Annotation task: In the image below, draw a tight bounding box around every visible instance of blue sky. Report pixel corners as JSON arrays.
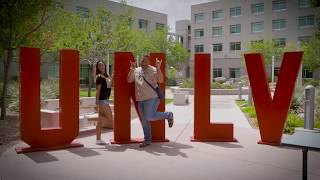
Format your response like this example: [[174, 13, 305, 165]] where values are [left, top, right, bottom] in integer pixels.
[[111, 0, 214, 32]]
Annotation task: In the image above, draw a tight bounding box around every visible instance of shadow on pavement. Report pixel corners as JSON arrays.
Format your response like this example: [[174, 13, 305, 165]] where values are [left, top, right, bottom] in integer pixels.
[[24, 151, 59, 163], [202, 142, 244, 148], [103, 142, 193, 157], [67, 147, 101, 157]]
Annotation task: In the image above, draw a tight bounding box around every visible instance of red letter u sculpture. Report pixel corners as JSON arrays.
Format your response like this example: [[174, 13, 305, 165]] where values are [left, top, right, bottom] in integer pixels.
[[16, 47, 83, 153], [111, 52, 168, 144], [191, 54, 236, 142], [244, 52, 303, 145]]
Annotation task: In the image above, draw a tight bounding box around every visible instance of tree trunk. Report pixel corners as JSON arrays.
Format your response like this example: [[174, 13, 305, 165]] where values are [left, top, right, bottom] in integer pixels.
[[1, 49, 13, 120]]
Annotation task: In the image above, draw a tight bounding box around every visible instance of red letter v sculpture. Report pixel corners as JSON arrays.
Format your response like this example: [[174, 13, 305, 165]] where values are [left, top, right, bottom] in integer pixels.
[[244, 52, 303, 145]]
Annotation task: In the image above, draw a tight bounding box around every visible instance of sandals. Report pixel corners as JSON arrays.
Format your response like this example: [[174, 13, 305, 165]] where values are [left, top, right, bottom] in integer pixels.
[[168, 112, 174, 128]]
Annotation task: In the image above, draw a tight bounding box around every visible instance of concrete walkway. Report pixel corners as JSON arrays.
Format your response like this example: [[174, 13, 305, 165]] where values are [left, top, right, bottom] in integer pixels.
[[1, 95, 320, 180]]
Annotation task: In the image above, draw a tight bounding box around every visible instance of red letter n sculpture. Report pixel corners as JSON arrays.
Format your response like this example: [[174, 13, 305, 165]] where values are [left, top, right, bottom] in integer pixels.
[[244, 52, 303, 145], [191, 54, 236, 142], [16, 47, 83, 154], [111, 52, 168, 144]]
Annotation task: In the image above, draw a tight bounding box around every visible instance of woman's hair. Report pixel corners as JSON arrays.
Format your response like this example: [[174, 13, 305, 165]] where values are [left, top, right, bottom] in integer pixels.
[[95, 60, 109, 77]]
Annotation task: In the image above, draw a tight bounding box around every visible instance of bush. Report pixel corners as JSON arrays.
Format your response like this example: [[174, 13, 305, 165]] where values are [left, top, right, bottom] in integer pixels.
[[211, 81, 237, 89], [213, 77, 226, 83], [303, 78, 319, 87], [283, 114, 304, 134], [179, 78, 193, 88]]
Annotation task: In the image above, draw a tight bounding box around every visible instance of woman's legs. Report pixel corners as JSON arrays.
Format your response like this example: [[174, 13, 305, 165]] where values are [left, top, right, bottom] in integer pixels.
[[96, 103, 113, 140]]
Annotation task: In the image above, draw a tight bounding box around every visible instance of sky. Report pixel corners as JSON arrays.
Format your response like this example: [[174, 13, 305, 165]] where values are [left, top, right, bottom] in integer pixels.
[[111, 0, 214, 32]]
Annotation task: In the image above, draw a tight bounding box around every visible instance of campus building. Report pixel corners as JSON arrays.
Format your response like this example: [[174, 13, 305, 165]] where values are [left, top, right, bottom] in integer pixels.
[[186, 0, 319, 81], [1, 0, 167, 85]]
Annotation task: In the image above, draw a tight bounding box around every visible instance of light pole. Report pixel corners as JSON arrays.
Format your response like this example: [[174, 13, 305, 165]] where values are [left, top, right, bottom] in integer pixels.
[[272, 55, 275, 83]]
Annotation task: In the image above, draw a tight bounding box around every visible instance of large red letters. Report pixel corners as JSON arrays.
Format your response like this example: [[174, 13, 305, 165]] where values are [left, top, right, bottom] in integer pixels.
[[16, 47, 83, 153], [111, 52, 168, 144], [244, 52, 303, 145], [191, 54, 236, 142]]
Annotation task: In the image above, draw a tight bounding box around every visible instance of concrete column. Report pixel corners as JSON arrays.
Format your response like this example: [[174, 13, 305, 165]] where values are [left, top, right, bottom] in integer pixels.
[[248, 84, 253, 106], [304, 85, 315, 130], [238, 82, 243, 100]]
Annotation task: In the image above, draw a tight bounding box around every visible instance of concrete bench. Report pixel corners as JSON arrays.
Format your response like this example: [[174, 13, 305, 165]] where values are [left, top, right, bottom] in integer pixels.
[[41, 109, 59, 128], [173, 92, 189, 105]]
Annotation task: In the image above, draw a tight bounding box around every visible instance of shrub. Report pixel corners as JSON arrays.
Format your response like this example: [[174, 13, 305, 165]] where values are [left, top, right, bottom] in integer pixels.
[[283, 114, 304, 134], [179, 78, 193, 88], [213, 77, 226, 83]]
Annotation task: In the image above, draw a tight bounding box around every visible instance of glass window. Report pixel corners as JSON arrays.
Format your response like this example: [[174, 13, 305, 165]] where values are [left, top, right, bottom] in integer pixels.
[[212, 26, 223, 36], [213, 68, 222, 78], [48, 63, 59, 79], [230, 24, 241, 34], [194, 45, 204, 53], [273, 38, 286, 47], [195, 13, 204, 23], [194, 29, 204, 37], [139, 19, 148, 30], [298, 36, 313, 42], [212, 43, 223, 52], [230, 6, 241, 17], [298, 15, 315, 28], [251, 3, 264, 15], [299, 0, 311, 8], [156, 23, 164, 30], [76, 6, 89, 18], [272, 0, 287, 12], [251, 21, 264, 32], [272, 19, 287, 30], [80, 64, 90, 84], [213, 10, 224, 20], [251, 39, 264, 44], [230, 42, 241, 51], [303, 68, 313, 78], [274, 67, 280, 77], [229, 68, 240, 78]]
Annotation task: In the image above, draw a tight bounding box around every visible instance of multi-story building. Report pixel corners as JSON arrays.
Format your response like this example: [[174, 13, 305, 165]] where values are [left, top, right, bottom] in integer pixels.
[[189, 0, 319, 81], [175, 20, 191, 78], [1, 0, 167, 84]]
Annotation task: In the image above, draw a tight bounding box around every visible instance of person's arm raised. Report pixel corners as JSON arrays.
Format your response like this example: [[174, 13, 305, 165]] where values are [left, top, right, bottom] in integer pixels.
[[127, 61, 136, 83], [155, 58, 164, 83]]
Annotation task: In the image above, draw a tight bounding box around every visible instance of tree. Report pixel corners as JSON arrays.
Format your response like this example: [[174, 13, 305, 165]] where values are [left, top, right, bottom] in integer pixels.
[[301, 39, 320, 71], [0, 0, 54, 120]]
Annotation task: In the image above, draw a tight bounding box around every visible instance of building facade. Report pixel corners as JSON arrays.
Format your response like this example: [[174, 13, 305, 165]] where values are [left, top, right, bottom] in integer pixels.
[[189, 0, 319, 81], [175, 20, 192, 78]]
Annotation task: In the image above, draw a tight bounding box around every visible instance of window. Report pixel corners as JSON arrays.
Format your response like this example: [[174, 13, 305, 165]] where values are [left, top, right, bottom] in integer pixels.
[[251, 21, 264, 32], [298, 36, 313, 42], [273, 38, 286, 47], [303, 68, 313, 78], [251, 3, 264, 15], [213, 68, 222, 78], [48, 63, 59, 79], [195, 13, 204, 23], [272, 0, 287, 12], [212, 43, 223, 52], [76, 6, 89, 18], [230, 6, 241, 17], [299, 15, 315, 28], [194, 29, 204, 37], [299, 0, 311, 8], [230, 24, 241, 34], [213, 10, 224, 20], [156, 23, 164, 30], [80, 64, 90, 84], [229, 68, 240, 78], [212, 26, 223, 36], [274, 67, 280, 77], [139, 19, 148, 30], [230, 42, 241, 51], [272, 19, 287, 30], [188, 26, 191, 34], [194, 45, 204, 53], [251, 39, 264, 44]]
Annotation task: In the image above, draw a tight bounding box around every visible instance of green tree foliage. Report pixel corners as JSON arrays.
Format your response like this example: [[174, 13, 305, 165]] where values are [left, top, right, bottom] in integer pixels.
[[0, 0, 54, 120], [301, 39, 320, 71]]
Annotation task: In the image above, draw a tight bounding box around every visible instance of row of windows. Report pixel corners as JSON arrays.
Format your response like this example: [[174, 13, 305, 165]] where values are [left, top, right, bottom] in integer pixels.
[[75, 6, 165, 31], [195, 38, 290, 53], [195, 35, 313, 53], [194, 0, 311, 23], [194, 15, 315, 37], [213, 68, 240, 78]]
